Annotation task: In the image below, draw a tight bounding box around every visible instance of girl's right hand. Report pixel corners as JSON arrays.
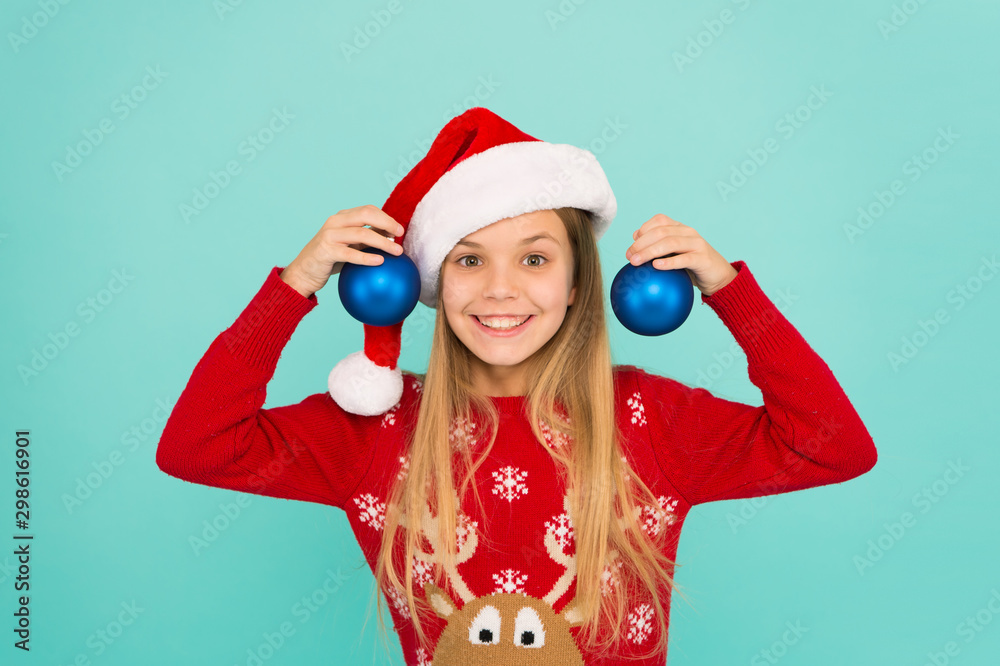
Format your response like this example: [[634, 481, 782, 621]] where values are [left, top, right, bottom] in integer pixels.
[[279, 205, 406, 298]]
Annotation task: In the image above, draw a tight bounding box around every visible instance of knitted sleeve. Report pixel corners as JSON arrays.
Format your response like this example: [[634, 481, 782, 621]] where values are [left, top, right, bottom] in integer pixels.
[[155, 266, 382, 510], [639, 260, 878, 506]]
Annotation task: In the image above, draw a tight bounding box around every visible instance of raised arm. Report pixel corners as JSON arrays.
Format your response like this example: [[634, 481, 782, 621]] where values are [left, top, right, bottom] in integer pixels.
[[640, 261, 878, 506], [155, 266, 382, 509]]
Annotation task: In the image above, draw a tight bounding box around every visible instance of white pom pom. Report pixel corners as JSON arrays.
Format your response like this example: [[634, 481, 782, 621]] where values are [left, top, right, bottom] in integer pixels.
[[328, 350, 403, 416]]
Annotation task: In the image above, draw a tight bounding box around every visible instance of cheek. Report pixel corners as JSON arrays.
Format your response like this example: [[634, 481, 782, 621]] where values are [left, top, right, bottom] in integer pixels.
[[441, 270, 478, 301], [440, 304, 466, 340], [440, 277, 466, 318], [542, 277, 575, 308]]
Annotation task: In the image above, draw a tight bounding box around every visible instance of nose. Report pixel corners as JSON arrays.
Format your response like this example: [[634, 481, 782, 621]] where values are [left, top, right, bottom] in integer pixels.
[[482, 263, 519, 301]]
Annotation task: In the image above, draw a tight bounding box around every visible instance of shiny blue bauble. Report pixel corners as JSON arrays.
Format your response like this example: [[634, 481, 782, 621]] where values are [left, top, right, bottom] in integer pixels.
[[338, 248, 421, 326], [610, 261, 695, 336]]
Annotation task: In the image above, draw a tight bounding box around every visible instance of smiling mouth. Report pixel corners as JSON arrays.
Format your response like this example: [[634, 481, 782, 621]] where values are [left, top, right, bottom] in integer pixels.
[[473, 315, 532, 330]]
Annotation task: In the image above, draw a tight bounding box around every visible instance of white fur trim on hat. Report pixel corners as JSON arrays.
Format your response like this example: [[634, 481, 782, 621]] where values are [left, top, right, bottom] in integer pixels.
[[403, 141, 617, 307], [328, 350, 403, 416]]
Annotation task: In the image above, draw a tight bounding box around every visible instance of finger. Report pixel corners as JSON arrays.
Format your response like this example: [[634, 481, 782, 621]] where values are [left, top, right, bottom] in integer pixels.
[[650, 256, 694, 277], [629, 225, 699, 258], [357, 205, 406, 238], [632, 213, 684, 240], [626, 225, 682, 259], [650, 254, 682, 271], [363, 226, 404, 254], [327, 206, 405, 238], [345, 247, 385, 266], [627, 234, 698, 266], [335, 226, 403, 254]]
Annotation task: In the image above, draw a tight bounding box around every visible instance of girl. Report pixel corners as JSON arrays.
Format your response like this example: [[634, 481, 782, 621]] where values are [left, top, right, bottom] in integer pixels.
[[157, 107, 877, 665]]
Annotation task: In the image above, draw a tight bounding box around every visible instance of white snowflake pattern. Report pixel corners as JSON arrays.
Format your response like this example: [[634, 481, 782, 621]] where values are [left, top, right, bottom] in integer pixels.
[[353, 493, 386, 531], [412, 377, 424, 395], [412, 554, 435, 588], [385, 584, 411, 620], [493, 568, 528, 594], [538, 418, 572, 449], [635, 495, 679, 538], [627, 603, 655, 644], [545, 511, 575, 551], [381, 403, 398, 429], [449, 416, 478, 451], [397, 454, 410, 481], [601, 557, 625, 597], [621, 455, 633, 485], [415, 647, 432, 666], [627, 392, 647, 427], [491, 465, 529, 502]]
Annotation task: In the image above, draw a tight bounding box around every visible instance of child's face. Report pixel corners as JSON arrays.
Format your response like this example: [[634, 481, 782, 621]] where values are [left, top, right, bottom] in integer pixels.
[[440, 210, 577, 396]]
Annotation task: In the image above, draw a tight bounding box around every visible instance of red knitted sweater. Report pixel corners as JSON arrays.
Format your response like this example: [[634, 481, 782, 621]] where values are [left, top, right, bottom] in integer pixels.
[[156, 260, 877, 665]]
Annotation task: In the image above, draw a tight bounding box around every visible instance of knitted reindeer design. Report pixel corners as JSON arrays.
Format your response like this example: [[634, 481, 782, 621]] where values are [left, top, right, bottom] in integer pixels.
[[400, 491, 629, 664]]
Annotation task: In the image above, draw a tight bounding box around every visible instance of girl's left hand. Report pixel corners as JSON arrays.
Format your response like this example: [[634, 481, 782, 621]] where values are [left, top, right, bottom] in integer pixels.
[[625, 214, 738, 297]]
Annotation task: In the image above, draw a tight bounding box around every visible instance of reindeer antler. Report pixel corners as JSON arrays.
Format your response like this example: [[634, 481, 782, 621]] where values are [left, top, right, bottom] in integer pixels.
[[543, 492, 577, 607], [543, 488, 642, 605], [400, 490, 479, 604]]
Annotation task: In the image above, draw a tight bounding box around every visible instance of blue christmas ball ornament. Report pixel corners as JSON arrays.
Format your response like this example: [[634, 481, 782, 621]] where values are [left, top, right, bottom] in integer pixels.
[[338, 248, 421, 327], [610, 260, 694, 336]]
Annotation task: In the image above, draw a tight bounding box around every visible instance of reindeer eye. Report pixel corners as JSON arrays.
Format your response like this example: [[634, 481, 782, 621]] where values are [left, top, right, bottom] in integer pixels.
[[514, 607, 545, 648], [469, 605, 501, 645]]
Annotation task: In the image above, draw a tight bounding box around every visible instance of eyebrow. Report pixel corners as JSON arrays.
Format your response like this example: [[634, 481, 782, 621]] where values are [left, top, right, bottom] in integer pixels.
[[454, 233, 559, 249]]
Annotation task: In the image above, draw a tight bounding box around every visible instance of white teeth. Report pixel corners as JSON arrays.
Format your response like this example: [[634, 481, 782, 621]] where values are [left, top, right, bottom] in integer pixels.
[[476, 315, 529, 330]]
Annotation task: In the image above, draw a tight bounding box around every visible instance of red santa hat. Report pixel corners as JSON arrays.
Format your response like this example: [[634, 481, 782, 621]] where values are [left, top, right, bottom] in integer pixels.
[[328, 106, 617, 415]]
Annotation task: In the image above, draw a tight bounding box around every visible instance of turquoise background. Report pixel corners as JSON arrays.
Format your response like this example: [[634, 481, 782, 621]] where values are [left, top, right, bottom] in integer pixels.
[[2, 0, 998, 664]]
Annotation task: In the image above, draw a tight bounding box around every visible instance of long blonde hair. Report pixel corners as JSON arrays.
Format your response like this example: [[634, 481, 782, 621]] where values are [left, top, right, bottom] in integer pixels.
[[364, 207, 689, 661]]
